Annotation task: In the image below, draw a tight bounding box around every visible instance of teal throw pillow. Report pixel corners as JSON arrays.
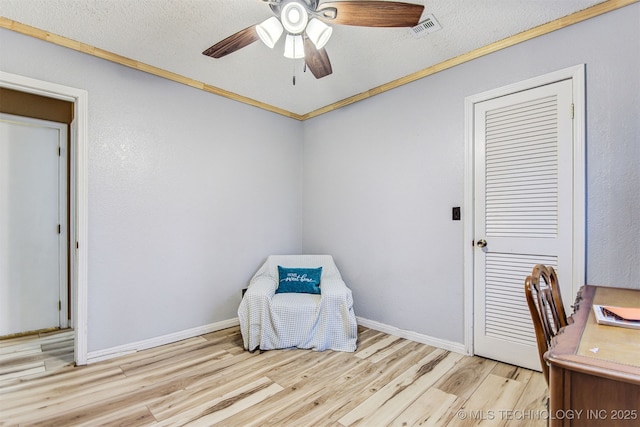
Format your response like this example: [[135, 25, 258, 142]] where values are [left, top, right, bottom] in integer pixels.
[[276, 266, 322, 294]]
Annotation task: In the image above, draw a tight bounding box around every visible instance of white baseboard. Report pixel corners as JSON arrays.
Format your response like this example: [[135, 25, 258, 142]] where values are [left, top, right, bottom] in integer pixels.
[[357, 317, 468, 355], [86, 316, 466, 364], [86, 318, 240, 364]]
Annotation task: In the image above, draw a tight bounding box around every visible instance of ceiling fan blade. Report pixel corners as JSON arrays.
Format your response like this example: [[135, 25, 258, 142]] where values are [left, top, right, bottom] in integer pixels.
[[304, 38, 333, 79], [202, 25, 260, 59], [317, 1, 424, 27]]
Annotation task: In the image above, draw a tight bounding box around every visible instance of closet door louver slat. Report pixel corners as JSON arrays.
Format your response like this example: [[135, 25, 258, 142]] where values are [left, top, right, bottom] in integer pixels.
[[485, 253, 557, 346], [485, 95, 559, 239]]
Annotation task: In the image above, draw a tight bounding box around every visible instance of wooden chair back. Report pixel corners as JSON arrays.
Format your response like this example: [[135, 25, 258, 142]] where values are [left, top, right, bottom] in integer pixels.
[[524, 264, 568, 383]]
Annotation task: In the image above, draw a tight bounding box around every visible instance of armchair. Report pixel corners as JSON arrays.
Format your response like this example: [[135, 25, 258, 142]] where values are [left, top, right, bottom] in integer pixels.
[[238, 255, 358, 352]]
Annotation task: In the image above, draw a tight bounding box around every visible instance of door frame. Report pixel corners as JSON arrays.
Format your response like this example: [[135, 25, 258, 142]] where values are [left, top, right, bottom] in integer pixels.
[[462, 65, 586, 355], [0, 71, 89, 365]]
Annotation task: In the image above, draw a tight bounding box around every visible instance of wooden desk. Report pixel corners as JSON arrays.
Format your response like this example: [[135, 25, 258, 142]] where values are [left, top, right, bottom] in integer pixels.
[[545, 285, 640, 427]]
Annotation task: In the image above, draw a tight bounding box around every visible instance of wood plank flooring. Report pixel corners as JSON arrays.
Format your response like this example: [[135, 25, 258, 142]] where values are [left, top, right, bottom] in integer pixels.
[[0, 326, 547, 426], [0, 329, 74, 386]]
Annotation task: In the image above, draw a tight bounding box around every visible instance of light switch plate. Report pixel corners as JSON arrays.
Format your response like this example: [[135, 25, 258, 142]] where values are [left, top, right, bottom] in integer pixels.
[[452, 207, 461, 221]]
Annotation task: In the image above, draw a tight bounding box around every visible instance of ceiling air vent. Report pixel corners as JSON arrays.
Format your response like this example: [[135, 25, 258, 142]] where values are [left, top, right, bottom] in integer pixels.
[[409, 14, 442, 38]]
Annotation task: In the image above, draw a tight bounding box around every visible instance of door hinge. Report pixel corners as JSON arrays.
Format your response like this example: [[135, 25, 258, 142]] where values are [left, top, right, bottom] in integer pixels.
[[57, 224, 61, 234], [58, 146, 61, 156], [570, 103, 574, 119], [58, 300, 62, 311]]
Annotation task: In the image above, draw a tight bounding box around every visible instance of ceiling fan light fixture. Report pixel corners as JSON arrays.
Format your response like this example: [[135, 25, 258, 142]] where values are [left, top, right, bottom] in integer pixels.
[[284, 34, 305, 59], [280, 1, 308, 34], [256, 16, 283, 48], [305, 18, 332, 49]]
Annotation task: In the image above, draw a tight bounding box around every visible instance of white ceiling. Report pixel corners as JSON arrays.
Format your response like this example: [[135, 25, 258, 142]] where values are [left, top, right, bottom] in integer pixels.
[[1, 0, 607, 116]]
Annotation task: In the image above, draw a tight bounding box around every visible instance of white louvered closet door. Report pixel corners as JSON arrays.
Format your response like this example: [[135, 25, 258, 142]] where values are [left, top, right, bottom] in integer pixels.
[[473, 80, 574, 370]]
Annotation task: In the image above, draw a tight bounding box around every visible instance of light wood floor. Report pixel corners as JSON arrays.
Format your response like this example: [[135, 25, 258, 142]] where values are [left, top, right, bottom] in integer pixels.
[[0, 329, 74, 385], [0, 326, 547, 426]]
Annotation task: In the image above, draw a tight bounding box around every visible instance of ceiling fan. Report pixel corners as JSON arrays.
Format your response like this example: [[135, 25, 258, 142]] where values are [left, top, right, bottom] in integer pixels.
[[202, 0, 425, 79]]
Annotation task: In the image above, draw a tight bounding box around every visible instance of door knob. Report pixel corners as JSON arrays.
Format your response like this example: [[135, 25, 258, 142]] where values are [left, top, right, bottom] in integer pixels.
[[477, 239, 487, 248]]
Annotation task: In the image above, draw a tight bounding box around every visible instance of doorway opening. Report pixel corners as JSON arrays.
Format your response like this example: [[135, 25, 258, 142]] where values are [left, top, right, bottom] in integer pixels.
[[0, 71, 89, 365]]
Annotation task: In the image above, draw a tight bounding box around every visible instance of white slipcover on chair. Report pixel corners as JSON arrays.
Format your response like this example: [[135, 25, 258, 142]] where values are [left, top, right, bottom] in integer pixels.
[[238, 255, 358, 352]]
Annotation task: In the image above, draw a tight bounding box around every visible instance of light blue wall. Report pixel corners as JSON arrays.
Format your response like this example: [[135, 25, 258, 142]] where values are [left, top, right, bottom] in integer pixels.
[[302, 4, 640, 344], [1, 28, 304, 352]]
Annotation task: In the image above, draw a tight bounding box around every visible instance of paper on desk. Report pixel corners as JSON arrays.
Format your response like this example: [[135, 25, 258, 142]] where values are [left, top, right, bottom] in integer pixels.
[[593, 305, 640, 330], [603, 306, 640, 321]]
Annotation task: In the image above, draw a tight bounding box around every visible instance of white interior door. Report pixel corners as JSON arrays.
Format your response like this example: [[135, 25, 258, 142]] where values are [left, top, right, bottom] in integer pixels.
[[472, 79, 576, 370], [0, 114, 67, 336]]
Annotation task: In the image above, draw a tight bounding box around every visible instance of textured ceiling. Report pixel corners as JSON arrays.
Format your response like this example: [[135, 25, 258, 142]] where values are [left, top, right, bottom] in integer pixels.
[[0, 0, 609, 116]]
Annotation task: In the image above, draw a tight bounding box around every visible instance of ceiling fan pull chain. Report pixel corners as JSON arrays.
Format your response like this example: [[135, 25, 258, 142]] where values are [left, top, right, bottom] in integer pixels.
[[292, 40, 297, 86]]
